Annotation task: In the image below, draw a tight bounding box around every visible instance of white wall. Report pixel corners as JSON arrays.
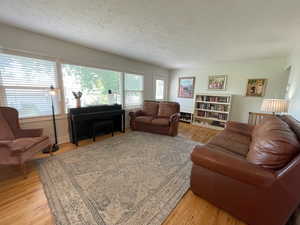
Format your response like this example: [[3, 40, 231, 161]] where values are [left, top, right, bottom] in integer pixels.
[[286, 51, 300, 121], [169, 57, 289, 123], [0, 23, 170, 143]]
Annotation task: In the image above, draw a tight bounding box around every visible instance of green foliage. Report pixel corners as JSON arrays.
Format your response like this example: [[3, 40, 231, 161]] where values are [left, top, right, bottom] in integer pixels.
[[62, 64, 120, 94], [62, 64, 121, 106]]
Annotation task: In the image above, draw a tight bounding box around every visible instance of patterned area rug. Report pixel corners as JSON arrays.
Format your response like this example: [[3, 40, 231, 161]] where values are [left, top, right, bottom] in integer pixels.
[[38, 131, 197, 225]]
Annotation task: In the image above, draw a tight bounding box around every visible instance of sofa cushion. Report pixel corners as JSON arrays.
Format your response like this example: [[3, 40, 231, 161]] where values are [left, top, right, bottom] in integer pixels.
[[0, 111, 15, 140], [157, 102, 179, 118], [198, 143, 246, 160], [152, 118, 169, 126], [279, 115, 300, 141], [143, 101, 159, 117], [209, 130, 251, 157], [247, 117, 300, 169], [135, 116, 153, 124]]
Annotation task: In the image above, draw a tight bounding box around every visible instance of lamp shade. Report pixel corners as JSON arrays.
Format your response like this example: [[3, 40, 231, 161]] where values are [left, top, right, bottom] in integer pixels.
[[261, 99, 289, 113], [49, 85, 57, 96]]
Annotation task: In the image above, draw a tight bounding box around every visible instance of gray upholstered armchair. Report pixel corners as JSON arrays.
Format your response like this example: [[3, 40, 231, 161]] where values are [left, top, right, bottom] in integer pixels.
[[0, 107, 51, 177]]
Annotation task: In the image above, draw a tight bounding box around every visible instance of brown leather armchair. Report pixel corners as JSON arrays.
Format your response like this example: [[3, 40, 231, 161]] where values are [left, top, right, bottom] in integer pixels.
[[129, 101, 180, 136], [0, 107, 51, 177], [190, 115, 300, 225]]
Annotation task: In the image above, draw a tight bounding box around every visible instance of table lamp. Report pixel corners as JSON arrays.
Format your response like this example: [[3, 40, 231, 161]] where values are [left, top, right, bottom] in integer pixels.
[[261, 99, 289, 115]]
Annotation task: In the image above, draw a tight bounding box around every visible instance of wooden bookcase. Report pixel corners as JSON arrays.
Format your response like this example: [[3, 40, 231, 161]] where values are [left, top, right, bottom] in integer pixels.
[[193, 94, 232, 128]]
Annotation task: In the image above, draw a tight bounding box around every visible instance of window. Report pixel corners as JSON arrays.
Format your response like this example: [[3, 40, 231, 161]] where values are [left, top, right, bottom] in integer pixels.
[[62, 64, 121, 110], [0, 53, 59, 118], [0, 51, 154, 118], [155, 79, 165, 100], [124, 73, 144, 108]]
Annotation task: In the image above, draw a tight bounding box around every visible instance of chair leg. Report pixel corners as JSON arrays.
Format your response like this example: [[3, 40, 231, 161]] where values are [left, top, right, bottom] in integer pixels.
[[112, 122, 114, 137], [20, 163, 28, 179]]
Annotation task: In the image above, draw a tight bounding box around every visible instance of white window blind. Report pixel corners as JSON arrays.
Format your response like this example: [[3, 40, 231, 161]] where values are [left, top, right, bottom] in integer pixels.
[[124, 73, 144, 108], [0, 53, 59, 118]]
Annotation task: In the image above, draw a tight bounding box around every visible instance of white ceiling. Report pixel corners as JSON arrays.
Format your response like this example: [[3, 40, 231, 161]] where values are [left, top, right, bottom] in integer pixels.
[[0, 0, 300, 69]]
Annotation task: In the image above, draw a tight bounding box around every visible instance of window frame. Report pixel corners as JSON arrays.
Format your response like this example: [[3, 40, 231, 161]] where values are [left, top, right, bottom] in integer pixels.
[[0, 49, 153, 121], [155, 79, 165, 100], [124, 73, 144, 109], [61, 63, 123, 111], [0, 50, 62, 119], [153, 75, 167, 101]]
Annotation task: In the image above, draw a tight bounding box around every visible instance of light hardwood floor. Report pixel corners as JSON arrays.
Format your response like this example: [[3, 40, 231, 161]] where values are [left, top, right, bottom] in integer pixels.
[[0, 123, 246, 225]]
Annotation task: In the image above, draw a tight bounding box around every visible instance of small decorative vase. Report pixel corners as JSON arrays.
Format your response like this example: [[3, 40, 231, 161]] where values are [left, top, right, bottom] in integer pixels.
[[72, 91, 83, 108], [76, 98, 81, 108]]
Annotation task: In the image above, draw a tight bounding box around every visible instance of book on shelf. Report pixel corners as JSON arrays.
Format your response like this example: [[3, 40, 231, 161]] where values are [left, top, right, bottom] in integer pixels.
[[194, 94, 232, 128], [179, 112, 193, 122], [196, 102, 228, 112], [197, 111, 228, 120], [199, 96, 229, 103]]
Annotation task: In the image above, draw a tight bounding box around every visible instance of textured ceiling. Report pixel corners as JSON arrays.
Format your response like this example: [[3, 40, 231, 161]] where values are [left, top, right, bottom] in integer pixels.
[[0, 0, 300, 69]]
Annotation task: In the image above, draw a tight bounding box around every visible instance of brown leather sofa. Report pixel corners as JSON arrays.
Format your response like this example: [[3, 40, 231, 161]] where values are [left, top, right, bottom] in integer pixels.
[[0, 107, 51, 177], [190, 115, 300, 225], [129, 101, 180, 136]]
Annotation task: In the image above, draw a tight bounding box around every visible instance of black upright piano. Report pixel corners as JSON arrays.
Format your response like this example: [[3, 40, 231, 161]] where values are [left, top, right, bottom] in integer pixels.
[[68, 104, 125, 145]]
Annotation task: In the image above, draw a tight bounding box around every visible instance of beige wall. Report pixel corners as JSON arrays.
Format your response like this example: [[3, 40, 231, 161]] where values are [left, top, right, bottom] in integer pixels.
[[286, 51, 300, 121], [0, 23, 170, 143], [169, 57, 289, 123]]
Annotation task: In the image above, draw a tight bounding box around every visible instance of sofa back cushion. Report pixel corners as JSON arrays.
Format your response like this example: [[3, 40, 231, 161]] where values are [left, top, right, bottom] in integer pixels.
[[247, 117, 300, 169], [0, 111, 15, 140], [279, 115, 300, 141], [157, 102, 180, 118], [143, 101, 159, 117]]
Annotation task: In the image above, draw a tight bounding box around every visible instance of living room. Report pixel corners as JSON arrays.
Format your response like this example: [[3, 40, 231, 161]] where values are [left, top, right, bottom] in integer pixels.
[[1, 1, 300, 225]]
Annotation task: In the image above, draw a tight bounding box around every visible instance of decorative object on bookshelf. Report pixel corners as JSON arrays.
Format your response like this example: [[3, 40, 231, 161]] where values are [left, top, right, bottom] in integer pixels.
[[246, 79, 267, 97], [178, 77, 195, 98], [179, 112, 193, 123], [208, 75, 227, 90], [193, 94, 232, 128]]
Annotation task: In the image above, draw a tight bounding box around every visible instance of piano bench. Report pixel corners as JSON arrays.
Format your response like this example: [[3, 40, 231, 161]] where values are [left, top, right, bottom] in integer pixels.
[[92, 120, 114, 142]]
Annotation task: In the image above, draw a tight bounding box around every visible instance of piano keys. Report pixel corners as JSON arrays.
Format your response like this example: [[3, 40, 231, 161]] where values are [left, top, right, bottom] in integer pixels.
[[68, 104, 125, 146]]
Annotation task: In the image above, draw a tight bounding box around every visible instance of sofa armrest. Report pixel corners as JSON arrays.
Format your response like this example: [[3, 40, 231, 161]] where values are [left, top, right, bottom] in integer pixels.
[[15, 128, 43, 138], [169, 113, 180, 123], [129, 110, 144, 118], [0, 140, 13, 148], [0, 140, 25, 154], [9, 145, 26, 154], [191, 145, 276, 188], [225, 121, 254, 136]]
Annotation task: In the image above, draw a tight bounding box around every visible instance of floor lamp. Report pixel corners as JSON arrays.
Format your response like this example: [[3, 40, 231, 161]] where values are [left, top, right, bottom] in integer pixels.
[[44, 85, 60, 153]]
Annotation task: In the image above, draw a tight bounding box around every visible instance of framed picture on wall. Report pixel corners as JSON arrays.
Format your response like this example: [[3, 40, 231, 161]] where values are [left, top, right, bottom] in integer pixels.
[[245, 79, 267, 97], [178, 77, 195, 98], [208, 75, 227, 90]]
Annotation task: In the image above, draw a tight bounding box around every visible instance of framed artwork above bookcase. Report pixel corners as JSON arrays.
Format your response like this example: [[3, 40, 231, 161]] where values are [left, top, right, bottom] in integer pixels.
[[193, 93, 232, 129]]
